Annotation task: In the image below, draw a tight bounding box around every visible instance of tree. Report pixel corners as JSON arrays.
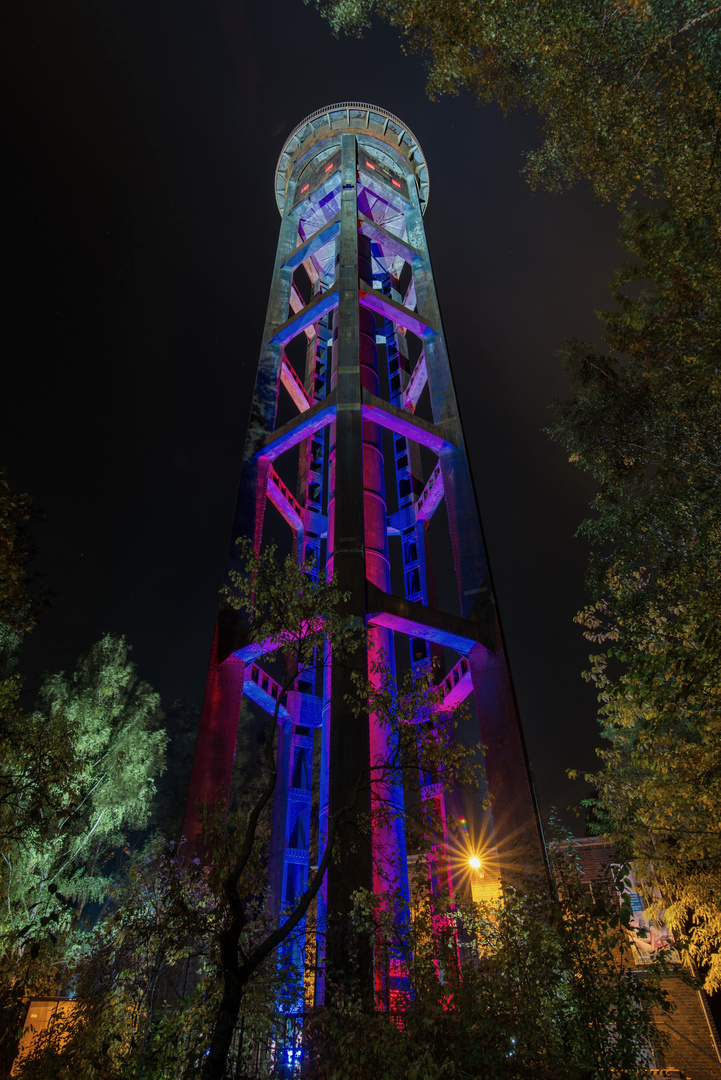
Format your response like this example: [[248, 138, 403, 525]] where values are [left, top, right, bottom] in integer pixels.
[[552, 205, 721, 990], [0, 634, 166, 939], [317, 0, 721, 988], [0, 481, 168, 1071], [0, 477, 51, 860], [14, 809, 313, 1078], [12, 837, 219, 1079], [318, 0, 721, 224], [305, 828, 673, 1080], [0, 634, 166, 1076]]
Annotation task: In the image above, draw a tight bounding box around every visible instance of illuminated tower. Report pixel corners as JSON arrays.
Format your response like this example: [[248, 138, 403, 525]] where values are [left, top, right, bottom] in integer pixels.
[[183, 102, 547, 1005]]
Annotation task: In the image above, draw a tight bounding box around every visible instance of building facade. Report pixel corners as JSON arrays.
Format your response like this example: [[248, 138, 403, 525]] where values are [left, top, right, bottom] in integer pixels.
[[574, 839, 721, 1080]]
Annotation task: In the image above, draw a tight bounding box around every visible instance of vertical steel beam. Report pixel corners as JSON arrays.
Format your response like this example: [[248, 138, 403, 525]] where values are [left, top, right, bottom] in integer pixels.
[[324, 133, 374, 984]]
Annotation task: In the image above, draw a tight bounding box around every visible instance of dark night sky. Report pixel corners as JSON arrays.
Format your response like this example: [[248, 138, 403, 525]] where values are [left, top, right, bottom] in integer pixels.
[[4, 0, 626, 826]]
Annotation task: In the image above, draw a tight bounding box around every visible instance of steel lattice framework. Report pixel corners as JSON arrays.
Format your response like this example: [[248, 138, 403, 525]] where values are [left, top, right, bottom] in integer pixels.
[[183, 102, 547, 1011]]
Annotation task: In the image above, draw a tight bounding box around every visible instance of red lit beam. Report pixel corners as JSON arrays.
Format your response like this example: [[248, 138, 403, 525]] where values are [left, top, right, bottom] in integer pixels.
[[267, 466, 303, 532], [280, 356, 312, 413]]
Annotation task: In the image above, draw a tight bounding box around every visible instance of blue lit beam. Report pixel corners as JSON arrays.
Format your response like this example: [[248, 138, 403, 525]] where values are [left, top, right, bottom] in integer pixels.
[[271, 286, 340, 345], [437, 655, 473, 709], [358, 169, 410, 211], [244, 662, 292, 721], [256, 390, 337, 461]]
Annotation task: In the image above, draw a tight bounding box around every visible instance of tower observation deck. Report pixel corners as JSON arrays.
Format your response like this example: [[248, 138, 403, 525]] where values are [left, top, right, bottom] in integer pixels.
[[183, 102, 547, 1009]]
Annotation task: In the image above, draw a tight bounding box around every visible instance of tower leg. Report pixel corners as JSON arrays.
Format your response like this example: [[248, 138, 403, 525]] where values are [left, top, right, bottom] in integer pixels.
[[324, 132, 374, 998], [468, 641, 548, 888], [182, 623, 245, 861]]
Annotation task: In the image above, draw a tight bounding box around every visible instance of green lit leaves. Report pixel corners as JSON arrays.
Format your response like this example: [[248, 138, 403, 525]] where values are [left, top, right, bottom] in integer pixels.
[[222, 536, 360, 680]]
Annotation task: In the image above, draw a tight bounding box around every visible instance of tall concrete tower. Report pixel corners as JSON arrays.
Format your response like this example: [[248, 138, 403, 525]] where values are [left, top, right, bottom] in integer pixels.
[[183, 102, 547, 1005]]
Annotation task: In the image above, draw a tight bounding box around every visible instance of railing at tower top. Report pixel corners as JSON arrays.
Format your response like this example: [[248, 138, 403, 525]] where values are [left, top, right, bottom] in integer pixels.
[[275, 101, 430, 215]]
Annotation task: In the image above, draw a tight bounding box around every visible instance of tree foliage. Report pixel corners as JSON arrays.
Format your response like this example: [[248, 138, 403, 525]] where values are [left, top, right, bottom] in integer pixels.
[[319, 0, 721, 221], [306, 830, 673, 1080], [0, 482, 168, 1072], [13, 838, 219, 1079], [0, 478, 55, 863], [318, 0, 721, 988], [0, 476, 40, 673], [14, 816, 307, 1079], [0, 635, 166, 1010], [554, 204, 721, 989]]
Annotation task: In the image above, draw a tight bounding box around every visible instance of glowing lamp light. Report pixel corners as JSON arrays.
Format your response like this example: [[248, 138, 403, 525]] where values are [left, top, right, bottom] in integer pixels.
[[324, 162, 334, 173], [300, 183, 310, 193], [391, 178, 402, 188], [365, 160, 376, 170], [469, 855, 481, 870]]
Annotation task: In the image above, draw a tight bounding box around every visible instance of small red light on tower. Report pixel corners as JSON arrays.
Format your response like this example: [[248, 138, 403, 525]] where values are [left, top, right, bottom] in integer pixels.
[[391, 178, 401, 188], [300, 183, 310, 193], [365, 161, 375, 170], [324, 162, 334, 173]]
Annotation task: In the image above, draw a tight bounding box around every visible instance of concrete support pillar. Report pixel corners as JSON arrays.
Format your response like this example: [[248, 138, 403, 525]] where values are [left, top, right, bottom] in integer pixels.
[[324, 133, 374, 992], [182, 623, 245, 860], [468, 639, 548, 888]]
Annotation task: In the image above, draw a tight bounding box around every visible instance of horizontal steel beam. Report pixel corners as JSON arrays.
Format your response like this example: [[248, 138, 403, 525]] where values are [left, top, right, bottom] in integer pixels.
[[256, 389, 337, 461], [361, 389, 453, 454], [366, 582, 492, 655], [271, 286, 339, 345], [357, 214, 422, 264], [283, 214, 341, 270], [359, 288, 436, 338]]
